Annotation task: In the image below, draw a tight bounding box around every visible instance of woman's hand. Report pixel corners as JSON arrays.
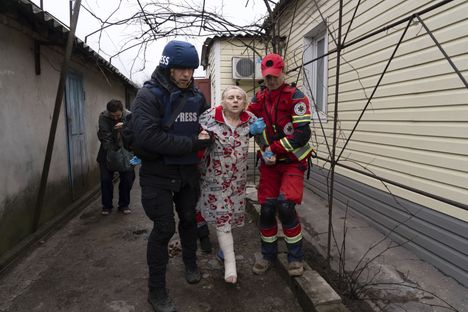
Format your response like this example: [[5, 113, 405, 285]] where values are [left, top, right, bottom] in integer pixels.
[[198, 130, 211, 140]]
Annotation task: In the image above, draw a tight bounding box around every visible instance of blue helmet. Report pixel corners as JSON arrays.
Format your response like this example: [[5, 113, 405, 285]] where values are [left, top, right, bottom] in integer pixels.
[[159, 40, 199, 69]]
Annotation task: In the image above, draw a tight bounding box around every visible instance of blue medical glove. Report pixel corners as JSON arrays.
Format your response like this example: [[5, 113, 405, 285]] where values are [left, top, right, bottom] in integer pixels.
[[129, 155, 141, 166], [249, 118, 266, 135]]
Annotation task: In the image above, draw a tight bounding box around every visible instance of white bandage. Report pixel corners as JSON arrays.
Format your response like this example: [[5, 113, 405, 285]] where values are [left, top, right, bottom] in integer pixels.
[[216, 229, 237, 282]]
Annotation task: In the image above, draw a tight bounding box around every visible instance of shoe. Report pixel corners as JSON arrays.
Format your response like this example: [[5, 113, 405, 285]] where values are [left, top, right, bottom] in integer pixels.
[[199, 236, 212, 253], [288, 261, 304, 277], [216, 249, 224, 262], [252, 258, 271, 275], [101, 209, 111, 216], [185, 266, 201, 284], [148, 289, 176, 312], [119, 207, 131, 214]]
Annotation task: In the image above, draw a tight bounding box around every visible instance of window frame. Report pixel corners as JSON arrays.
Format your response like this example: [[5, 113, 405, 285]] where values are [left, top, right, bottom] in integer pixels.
[[303, 24, 328, 122]]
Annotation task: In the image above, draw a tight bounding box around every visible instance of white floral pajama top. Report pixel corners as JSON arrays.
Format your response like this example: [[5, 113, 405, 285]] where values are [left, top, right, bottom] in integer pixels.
[[197, 105, 256, 232]]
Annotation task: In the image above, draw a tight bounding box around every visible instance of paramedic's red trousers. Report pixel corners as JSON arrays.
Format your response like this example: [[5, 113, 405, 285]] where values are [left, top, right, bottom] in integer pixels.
[[257, 161, 306, 262]]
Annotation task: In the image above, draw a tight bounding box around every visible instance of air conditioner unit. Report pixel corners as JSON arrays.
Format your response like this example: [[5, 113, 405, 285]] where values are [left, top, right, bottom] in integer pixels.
[[232, 56, 262, 80]]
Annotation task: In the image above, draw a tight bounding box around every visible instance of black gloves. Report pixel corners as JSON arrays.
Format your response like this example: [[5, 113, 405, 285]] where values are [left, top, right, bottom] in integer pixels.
[[191, 137, 213, 152]]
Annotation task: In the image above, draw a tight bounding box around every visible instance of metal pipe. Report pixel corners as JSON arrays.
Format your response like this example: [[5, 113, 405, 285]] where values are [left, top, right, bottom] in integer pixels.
[[341, 0, 362, 46], [336, 17, 413, 164], [287, 0, 454, 75], [69, 0, 73, 25], [415, 14, 468, 89], [327, 0, 344, 265], [316, 156, 468, 212], [32, 0, 82, 232], [252, 44, 258, 184]]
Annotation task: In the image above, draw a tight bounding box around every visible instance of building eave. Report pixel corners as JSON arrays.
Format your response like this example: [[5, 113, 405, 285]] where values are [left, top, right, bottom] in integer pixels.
[[0, 0, 138, 90]]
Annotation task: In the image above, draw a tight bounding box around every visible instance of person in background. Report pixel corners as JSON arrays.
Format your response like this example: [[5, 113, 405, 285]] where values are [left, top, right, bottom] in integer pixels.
[[197, 86, 257, 284], [248, 53, 313, 277], [96, 99, 135, 216], [130, 40, 213, 312]]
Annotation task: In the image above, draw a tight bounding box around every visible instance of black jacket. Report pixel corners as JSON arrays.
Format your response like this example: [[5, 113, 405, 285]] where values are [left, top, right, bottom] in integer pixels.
[[131, 67, 209, 189], [97, 109, 131, 163]]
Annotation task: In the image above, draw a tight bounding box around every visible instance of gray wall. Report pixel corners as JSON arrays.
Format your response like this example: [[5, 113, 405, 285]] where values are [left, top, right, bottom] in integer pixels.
[[0, 17, 131, 257]]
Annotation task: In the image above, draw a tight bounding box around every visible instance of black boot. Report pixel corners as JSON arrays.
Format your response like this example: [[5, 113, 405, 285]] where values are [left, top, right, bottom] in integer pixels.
[[199, 236, 212, 253], [185, 265, 201, 284], [148, 289, 176, 312]]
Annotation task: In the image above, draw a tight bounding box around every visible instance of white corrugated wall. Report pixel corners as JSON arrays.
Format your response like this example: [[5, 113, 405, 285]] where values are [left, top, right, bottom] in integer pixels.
[[279, 0, 468, 221]]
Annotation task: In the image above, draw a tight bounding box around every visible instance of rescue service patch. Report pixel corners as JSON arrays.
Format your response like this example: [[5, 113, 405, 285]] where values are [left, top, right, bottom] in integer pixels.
[[283, 122, 294, 135], [294, 102, 307, 115]]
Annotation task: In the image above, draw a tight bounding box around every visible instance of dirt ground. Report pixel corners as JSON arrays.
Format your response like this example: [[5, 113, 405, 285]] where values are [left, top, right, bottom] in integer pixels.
[[0, 174, 302, 312], [6, 170, 457, 312]]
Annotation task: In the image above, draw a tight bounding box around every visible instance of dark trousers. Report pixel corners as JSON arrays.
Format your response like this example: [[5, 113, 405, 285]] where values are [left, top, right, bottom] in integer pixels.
[[99, 161, 135, 209], [196, 211, 210, 239], [141, 181, 199, 291], [259, 199, 304, 262]]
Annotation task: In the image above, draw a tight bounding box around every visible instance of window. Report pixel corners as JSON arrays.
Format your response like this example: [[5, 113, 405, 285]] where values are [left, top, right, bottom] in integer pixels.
[[303, 24, 328, 121]]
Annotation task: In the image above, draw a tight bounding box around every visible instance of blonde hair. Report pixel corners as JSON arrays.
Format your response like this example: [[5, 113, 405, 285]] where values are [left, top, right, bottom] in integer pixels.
[[221, 86, 247, 105]]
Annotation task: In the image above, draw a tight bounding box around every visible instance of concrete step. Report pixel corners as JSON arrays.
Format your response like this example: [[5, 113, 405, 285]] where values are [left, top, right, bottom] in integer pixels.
[[246, 197, 348, 312]]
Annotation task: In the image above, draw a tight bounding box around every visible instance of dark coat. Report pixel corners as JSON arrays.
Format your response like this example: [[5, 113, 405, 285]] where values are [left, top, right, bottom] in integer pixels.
[[97, 109, 131, 163], [131, 66, 209, 189]]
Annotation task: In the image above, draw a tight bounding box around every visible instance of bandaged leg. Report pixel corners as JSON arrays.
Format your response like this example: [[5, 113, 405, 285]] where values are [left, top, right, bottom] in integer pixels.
[[216, 229, 237, 283]]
